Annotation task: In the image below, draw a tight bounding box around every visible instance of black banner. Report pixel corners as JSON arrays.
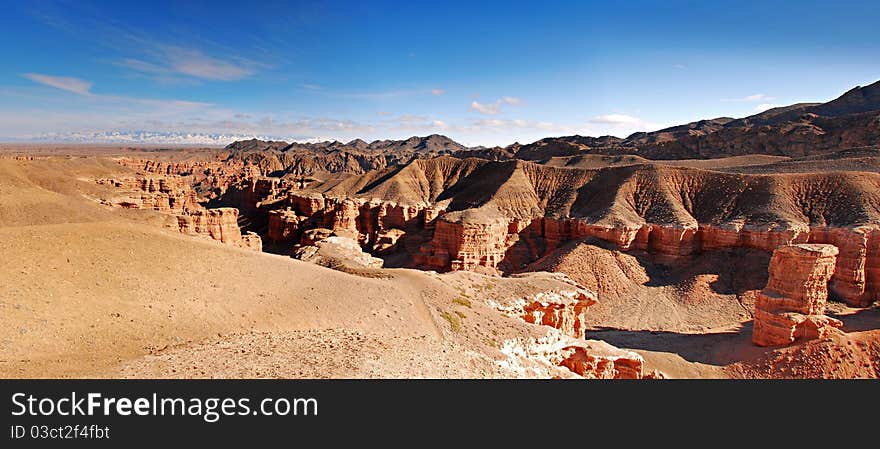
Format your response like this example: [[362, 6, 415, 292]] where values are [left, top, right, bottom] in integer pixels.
[[1, 380, 874, 446]]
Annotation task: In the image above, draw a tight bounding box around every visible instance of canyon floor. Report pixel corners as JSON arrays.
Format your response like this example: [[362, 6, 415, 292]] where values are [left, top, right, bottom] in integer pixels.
[[3, 146, 878, 379]]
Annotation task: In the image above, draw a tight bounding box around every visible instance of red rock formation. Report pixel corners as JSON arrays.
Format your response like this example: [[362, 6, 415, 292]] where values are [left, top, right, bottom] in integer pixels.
[[419, 214, 508, 272], [267, 208, 303, 242], [288, 192, 325, 216], [174, 207, 261, 251], [96, 176, 201, 213], [118, 158, 260, 199], [263, 192, 437, 254], [557, 344, 645, 379], [752, 244, 844, 347], [521, 291, 598, 339], [417, 213, 880, 307], [321, 198, 361, 238], [488, 280, 599, 340]]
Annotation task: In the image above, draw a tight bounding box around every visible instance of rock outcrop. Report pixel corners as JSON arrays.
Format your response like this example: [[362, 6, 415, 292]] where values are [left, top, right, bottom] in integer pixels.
[[293, 236, 384, 270], [256, 190, 437, 255], [499, 334, 648, 379], [95, 176, 200, 213], [489, 289, 598, 339], [175, 207, 262, 251], [267, 208, 303, 243], [417, 212, 508, 273], [117, 158, 260, 199], [556, 343, 645, 379], [752, 244, 844, 347], [94, 174, 262, 251]]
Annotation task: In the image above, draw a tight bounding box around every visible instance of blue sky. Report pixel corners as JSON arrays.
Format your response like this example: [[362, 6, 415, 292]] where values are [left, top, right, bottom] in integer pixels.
[[1, 0, 879, 146]]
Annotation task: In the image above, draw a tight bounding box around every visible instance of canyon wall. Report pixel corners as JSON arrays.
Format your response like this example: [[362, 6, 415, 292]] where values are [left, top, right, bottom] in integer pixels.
[[263, 191, 437, 253], [118, 158, 261, 199], [228, 179, 880, 307], [414, 214, 879, 307], [94, 175, 261, 251], [175, 207, 262, 251], [95, 176, 201, 213], [752, 244, 843, 346], [105, 155, 880, 309]]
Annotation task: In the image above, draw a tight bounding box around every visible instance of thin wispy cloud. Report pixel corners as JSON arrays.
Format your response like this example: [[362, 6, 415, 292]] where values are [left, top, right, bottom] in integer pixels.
[[471, 118, 567, 132], [384, 114, 450, 132], [22, 73, 93, 95], [753, 103, 781, 113], [321, 88, 442, 101], [469, 96, 522, 115], [118, 46, 259, 81], [672, 64, 687, 69], [588, 114, 644, 125], [302, 84, 322, 90], [18, 73, 210, 113], [587, 113, 660, 136], [28, 5, 265, 84], [721, 93, 776, 102]]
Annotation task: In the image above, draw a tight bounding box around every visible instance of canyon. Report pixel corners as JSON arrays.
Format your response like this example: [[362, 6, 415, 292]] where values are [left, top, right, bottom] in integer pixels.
[[4, 79, 880, 379], [113, 157, 879, 309]]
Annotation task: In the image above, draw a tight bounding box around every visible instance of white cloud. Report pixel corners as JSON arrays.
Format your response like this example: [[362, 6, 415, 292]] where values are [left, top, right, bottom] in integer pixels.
[[119, 47, 258, 81], [584, 113, 661, 137], [163, 47, 254, 81], [469, 118, 569, 133], [722, 93, 776, 103], [753, 103, 780, 113], [588, 114, 644, 125], [22, 73, 92, 95], [302, 84, 322, 90], [118, 58, 165, 74], [469, 96, 522, 115], [672, 64, 686, 69], [431, 88, 445, 96]]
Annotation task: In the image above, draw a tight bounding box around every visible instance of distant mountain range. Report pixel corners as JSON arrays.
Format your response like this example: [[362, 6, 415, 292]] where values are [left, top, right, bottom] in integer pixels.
[[224, 79, 880, 161], [226, 133, 469, 154], [8, 131, 327, 146], [11, 80, 880, 158]]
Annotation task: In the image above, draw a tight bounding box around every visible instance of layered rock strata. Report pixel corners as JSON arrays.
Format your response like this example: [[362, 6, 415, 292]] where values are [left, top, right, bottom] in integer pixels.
[[489, 288, 598, 339], [499, 334, 648, 379], [752, 244, 844, 346], [175, 207, 262, 251], [240, 181, 880, 307], [419, 216, 880, 306], [95, 176, 200, 213]]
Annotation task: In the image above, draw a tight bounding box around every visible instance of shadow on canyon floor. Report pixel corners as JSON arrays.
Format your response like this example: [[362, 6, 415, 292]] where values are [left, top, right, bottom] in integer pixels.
[[589, 323, 761, 366], [591, 305, 879, 366], [830, 304, 880, 332]]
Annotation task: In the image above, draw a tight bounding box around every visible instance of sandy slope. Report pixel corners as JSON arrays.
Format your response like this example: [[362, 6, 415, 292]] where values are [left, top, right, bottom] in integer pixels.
[[527, 239, 766, 332]]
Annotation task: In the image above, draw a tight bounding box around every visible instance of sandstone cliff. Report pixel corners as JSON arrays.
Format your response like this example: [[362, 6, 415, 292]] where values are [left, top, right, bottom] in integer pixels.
[[752, 244, 843, 346], [95, 176, 200, 213], [174, 207, 262, 251], [209, 155, 880, 307]]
